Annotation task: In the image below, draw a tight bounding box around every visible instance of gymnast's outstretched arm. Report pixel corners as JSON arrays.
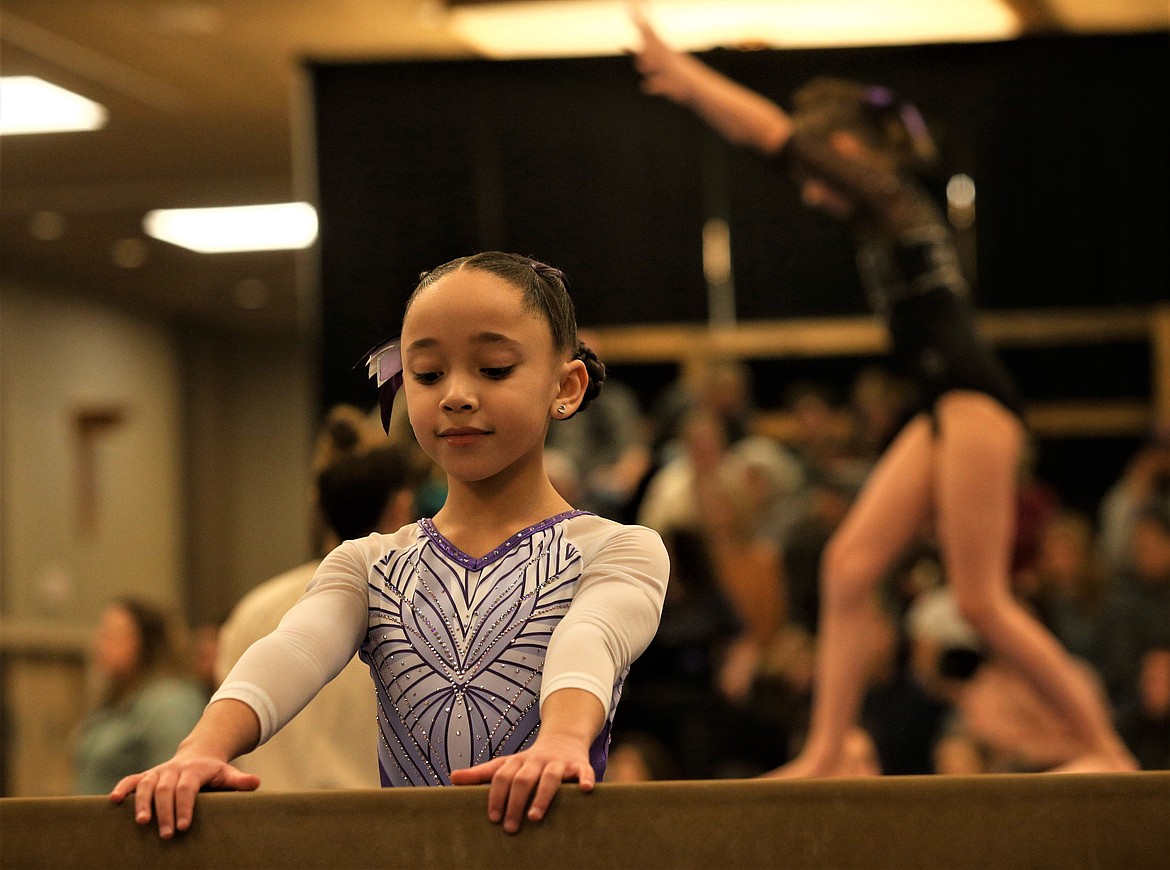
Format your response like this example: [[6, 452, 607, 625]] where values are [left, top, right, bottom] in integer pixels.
[[630, 5, 792, 155]]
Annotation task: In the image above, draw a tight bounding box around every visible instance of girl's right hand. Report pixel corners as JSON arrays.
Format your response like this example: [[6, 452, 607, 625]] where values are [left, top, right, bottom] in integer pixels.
[[109, 753, 260, 839]]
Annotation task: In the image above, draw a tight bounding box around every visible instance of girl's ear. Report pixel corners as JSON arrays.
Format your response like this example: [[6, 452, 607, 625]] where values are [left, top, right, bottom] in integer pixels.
[[551, 359, 589, 419]]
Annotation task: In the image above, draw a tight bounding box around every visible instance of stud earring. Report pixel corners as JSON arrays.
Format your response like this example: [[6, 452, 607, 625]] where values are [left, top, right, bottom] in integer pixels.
[[557, 405, 567, 415]]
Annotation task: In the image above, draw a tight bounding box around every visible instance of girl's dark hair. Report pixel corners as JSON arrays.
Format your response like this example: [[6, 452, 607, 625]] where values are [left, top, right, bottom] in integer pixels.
[[790, 77, 938, 175], [406, 252, 606, 413]]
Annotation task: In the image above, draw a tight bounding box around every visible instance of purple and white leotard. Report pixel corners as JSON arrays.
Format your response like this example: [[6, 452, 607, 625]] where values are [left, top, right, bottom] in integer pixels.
[[211, 511, 668, 786]]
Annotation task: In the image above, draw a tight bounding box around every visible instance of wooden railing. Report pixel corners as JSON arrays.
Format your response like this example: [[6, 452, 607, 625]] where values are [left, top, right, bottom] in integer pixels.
[[593, 304, 1168, 439], [2, 774, 1167, 869]]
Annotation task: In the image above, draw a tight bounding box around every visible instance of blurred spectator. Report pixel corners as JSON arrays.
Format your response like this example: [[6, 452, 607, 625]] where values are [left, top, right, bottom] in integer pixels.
[[933, 650, 1113, 775], [616, 528, 741, 779], [693, 459, 786, 707], [847, 365, 914, 463], [784, 380, 869, 492], [1116, 645, 1170, 770], [637, 409, 730, 537], [646, 359, 757, 465], [1100, 503, 1170, 706], [730, 435, 807, 548], [215, 406, 417, 791], [72, 598, 206, 794], [911, 575, 1120, 775], [780, 471, 858, 635], [1098, 427, 1170, 574], [905, 570, 982, 703], [1024, 510, 1112, 676]]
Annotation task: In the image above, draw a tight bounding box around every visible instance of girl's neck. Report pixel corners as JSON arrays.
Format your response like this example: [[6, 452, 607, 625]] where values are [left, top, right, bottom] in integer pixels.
[[433, 472, 572, 558]]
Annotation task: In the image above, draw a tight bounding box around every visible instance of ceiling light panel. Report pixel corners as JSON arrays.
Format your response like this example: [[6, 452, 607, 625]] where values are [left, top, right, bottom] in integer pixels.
[[0, 76, 108, 135], [449, 0, 1021, 58], [142, 203, 318, 253]]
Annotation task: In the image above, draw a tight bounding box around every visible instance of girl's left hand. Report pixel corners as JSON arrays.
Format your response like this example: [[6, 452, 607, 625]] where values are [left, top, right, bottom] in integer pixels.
[[450, 732, 595, 834]]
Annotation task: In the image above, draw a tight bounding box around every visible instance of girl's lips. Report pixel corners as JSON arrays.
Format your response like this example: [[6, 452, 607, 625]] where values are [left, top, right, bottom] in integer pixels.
[[439, 428, 490, 446]]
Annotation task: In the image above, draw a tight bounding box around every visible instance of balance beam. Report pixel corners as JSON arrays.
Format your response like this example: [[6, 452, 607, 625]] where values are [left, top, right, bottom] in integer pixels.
[[2, 774, 1167, 869]]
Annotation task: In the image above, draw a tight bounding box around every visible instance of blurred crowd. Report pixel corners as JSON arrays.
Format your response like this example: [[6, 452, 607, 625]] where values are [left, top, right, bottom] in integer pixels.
[[70, 363, 1170, 792]]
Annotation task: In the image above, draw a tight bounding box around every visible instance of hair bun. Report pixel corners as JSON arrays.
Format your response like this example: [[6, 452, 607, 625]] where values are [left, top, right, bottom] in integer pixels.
[[573, 341, 606, 413]]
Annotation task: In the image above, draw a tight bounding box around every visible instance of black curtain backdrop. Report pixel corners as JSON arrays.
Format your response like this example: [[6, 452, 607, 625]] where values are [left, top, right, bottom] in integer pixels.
[[311, 32, 1167, 508]]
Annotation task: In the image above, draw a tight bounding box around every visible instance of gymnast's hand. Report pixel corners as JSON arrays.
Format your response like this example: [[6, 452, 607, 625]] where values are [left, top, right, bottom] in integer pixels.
[[109, 753, 260, 839], [109, 698, 262, 838], [450, 688, 603, 834], [628, 2, 700, 105]]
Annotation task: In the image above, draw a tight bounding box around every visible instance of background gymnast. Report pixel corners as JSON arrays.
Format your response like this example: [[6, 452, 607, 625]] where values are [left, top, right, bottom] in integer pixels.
[[111, 251, 669, 834], [630, 6, 1135, 777]]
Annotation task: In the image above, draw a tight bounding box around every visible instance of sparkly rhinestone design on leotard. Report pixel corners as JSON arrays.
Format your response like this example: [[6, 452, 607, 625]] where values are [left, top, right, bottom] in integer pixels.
[[361, 512, 597, 786]]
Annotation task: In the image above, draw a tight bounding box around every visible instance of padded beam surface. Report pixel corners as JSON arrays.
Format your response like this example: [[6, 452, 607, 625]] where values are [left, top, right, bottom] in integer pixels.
[[3, 773, 1167, 869]]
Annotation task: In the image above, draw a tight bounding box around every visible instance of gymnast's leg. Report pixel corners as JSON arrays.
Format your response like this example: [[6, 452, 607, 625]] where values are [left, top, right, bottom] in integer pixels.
[[769, 414, 936, 777], [933, 390, 1136, 771]]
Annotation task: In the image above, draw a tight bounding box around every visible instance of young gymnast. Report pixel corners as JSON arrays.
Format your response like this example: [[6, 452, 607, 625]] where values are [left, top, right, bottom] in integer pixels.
[[111, 251, 669, 833], [630, 8, 1135, 776]]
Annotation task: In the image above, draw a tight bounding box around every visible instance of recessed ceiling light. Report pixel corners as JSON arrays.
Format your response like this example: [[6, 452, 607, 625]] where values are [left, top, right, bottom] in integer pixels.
[[142, 202, 319, 253], [0, 76, 108, 135]]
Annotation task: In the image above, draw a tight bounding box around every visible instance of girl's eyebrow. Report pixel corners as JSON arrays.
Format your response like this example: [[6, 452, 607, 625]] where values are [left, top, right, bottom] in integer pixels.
[[406, 332, 519, 352], [472, 332, 520, 347]]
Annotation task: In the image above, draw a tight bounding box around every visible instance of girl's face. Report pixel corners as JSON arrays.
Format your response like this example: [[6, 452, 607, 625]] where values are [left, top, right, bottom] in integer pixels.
[[94, 604, 141, 679], [401, 269, 573, 485]]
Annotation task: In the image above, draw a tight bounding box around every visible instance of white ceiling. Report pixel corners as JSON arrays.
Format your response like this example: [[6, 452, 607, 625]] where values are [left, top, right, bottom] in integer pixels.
[[1, 0, 1166, 334]]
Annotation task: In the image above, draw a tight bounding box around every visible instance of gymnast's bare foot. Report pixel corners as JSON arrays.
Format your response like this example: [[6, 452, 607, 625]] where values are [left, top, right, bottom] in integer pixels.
[[761, 755, 838, 779], [763, 728, 882, 778], [1048, 751, 1139, 774]]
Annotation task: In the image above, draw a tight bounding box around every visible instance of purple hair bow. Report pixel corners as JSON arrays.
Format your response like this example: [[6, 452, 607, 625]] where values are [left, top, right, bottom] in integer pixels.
[[365, 338, 403, 433], [863, 84, 929, 140]]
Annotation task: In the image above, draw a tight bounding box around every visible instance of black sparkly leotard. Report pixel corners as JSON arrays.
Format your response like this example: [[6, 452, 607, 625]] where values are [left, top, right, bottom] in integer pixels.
[[776, 132, 1025, 420]]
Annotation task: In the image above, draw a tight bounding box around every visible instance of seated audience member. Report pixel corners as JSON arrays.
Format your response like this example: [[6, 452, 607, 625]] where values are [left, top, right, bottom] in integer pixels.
[[911, 582, 1114, 775], [846, 365, 914, 463], [73, 598, 206, 794], [1100, 503, 1170, 706], [781, 471, 858, 635], [693, 458, 786, 707], [637, 409, 730, 537], [932, 649, 1114, 775], [1024, 510, 1112, 678], [215, 410, 416, 791], [1098, 427, 1170, 574], [1116, 645, 1170, 770], [645, 359, 758, 466], [616, 528, 741, 779], [784, 380, 869, 492]]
